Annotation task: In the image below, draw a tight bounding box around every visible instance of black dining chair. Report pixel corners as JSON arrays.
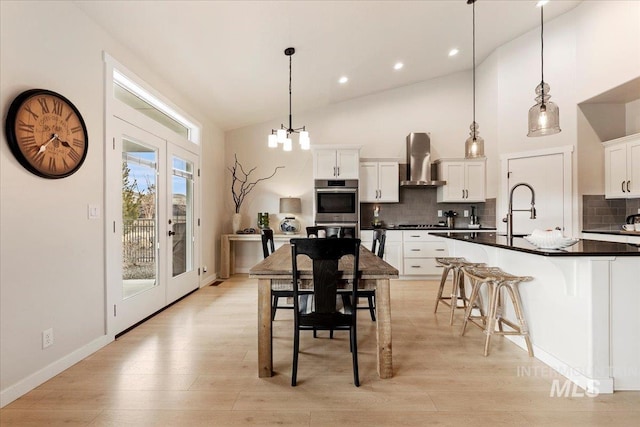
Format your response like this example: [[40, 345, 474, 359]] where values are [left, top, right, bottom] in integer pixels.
[[357, 229, 385, 321], [290, 238, 361, 387], [261, 229, 294, 321]]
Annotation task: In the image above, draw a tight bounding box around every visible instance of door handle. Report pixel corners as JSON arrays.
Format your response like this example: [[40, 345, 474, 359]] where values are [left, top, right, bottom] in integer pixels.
[[627, 180, 631, 193], [622, 181, 626, 192], [168, 230, 175, 236]]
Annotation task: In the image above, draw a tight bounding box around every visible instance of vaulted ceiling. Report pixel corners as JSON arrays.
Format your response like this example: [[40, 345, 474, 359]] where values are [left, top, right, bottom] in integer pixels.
[[75, 0, 582, 131]]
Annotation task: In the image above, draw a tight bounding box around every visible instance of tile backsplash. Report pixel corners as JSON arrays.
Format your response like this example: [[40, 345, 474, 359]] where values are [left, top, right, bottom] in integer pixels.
[[582, 195, 640, 230], [361, 187, 496, 228]]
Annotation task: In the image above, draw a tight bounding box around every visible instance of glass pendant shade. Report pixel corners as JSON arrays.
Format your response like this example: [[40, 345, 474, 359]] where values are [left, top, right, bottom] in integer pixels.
[[299, 131, 310, 150], [527, 82, 560, 137], [268, 133, 278, 148], [276, 128, 287, 143], [283, 138, 293, 151], [464, 122, 485, 158]]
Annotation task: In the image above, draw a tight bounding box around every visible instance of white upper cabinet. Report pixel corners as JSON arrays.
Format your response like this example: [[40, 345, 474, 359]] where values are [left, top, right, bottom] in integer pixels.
[[435, 158, 486, 202], [603, 133, 640, 199], [313, 148, 360, 179], [359, 161, 399, 202]]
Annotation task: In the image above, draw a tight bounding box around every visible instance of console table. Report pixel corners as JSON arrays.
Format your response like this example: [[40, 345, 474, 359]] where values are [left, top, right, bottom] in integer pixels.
[[220, 233, 303, 279]]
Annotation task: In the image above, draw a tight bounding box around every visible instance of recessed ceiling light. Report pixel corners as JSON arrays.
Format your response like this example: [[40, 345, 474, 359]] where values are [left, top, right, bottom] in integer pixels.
[[394, 62, 404, 70], [338, 76, 348, 84], [536, 0, 549, 7], [448, 48, 459, 57]]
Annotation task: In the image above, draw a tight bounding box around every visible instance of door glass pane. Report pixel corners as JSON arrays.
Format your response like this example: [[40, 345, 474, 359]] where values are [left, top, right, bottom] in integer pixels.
[[172, 156, 193, 277], [122, 139, 158, 299]]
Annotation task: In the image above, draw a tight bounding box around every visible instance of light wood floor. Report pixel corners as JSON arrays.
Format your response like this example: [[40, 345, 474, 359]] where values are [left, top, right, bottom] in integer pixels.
[[2, 276, 639, 426]]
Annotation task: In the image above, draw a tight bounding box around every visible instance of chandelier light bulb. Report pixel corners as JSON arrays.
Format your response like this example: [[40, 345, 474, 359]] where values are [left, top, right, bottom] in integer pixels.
[[276, 128, 287, 143], [299, 131, 310, 150], [268, 133, 278, 148], [283, 138, 293, 152]]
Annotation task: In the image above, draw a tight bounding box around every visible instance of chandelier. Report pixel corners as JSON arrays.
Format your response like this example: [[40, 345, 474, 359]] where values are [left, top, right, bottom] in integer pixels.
[[464, 0, 485, 158], [527, 1, 561, 137], [268, 47, 310, 151]]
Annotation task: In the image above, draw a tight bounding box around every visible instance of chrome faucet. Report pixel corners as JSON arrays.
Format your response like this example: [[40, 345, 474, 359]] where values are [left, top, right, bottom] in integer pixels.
[[503, 183, 537, 240]]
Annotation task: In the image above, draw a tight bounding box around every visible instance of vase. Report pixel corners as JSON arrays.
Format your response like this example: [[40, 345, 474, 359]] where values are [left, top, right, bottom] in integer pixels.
[[232, 213, 242, 233], [279, 216, 301, 234], [257, 212, 269, 229]]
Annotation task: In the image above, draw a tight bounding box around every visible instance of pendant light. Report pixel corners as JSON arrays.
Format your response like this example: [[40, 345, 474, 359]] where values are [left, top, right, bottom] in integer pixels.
[[464, 0, 485, 159], [527, 2, 561, 137], [268, 47, 310, 151]]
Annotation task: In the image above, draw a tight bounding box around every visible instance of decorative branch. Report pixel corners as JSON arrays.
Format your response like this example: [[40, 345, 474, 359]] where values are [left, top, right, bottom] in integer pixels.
[[228, 154, 284, 213]]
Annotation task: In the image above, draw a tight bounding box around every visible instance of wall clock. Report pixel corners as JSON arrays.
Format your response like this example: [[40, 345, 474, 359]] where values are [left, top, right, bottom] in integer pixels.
[[5, 89, 88, 179]]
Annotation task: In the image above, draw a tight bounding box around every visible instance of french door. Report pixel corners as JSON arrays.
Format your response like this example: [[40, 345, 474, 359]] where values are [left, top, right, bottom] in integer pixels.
[[108, 117, 198, 334]]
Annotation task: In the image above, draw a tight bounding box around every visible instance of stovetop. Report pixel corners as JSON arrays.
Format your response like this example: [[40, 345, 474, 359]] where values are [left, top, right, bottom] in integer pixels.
[[396, 224, 448, 229]]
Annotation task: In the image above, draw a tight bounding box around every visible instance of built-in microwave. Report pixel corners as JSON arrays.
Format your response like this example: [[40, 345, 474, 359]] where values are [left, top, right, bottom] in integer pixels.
[[314, 179, 359, 224]]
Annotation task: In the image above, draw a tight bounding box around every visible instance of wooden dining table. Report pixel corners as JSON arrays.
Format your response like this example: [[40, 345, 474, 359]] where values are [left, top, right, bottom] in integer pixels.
[[248, 242, 399, 379]]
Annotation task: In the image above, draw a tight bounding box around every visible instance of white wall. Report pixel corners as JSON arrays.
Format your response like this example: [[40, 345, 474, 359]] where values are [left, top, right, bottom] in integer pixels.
[[0, 1, 225, 405], [225, 0, 639, 241], [627, 99, 640, 135]]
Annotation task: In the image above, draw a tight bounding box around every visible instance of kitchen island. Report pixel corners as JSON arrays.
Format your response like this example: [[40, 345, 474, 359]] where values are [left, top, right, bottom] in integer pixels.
[[433, 232, 640, 393]]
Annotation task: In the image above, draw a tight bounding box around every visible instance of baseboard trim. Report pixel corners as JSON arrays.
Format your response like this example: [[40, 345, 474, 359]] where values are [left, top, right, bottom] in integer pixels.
[[1, 334, 112, 408], [506, 335, 614, 394]]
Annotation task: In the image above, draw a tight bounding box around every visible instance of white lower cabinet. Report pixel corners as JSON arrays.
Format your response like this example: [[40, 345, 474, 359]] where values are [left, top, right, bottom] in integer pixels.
[[360, 229, 448, 278], [360, 230, 403, 275], [383, 231, 403, 275], [402, 231, 448, 276]]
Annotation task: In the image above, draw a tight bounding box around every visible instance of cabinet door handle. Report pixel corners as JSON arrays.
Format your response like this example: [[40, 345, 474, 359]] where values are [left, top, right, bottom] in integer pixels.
[[435, 248, 445, 251], [337, 166, 340, 177], [462, 189, 465, 199], [410, 249, 421, 252], [622, 181, 626, 192], [627, 180, 631, 193], [410, 235, 420, 238]]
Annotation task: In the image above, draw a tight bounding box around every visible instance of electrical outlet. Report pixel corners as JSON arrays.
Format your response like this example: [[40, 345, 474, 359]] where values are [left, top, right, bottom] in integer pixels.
[[203, 265, 208, 273], [638, 208, 640, 214], [42, 328, 53, 349], [437, 210, 443, 217], [463, 210, 469, 217]]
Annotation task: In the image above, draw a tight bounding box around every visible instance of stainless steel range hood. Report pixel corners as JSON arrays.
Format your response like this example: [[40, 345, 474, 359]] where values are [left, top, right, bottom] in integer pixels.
[[400, 132, 446, 187]]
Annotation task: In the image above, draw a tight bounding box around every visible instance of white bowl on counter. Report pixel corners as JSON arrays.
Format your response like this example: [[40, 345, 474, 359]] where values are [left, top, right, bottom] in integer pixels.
[[524, 229, 579, 249]]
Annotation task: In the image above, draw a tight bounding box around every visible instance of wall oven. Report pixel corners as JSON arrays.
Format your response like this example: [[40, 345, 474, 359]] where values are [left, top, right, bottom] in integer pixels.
[[314, 179, 359, 226]]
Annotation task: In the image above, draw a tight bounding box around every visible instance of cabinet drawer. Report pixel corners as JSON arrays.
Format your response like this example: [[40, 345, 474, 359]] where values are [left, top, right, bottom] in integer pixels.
[[403, 231, 443, 242], [403, 259, 444, 275], [404, 242, 447, 257]]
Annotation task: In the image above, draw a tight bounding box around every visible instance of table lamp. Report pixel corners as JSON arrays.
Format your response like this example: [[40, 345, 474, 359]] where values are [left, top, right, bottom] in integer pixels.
[[279, 197, 302, 234]]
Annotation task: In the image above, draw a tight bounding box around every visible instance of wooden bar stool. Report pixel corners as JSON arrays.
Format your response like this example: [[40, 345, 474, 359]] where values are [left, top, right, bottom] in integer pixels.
[[460, 266, 534, 357], [434, 257, 485, 325]]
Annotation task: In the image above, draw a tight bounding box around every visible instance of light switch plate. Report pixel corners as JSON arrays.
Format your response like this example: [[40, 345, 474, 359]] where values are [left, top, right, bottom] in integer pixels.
[[437, 210, 443, 217], [88, 204, 100, 219]]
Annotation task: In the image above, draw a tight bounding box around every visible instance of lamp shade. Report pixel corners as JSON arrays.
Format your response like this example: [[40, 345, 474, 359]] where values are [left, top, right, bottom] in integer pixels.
[[279, 197, 301, 214]]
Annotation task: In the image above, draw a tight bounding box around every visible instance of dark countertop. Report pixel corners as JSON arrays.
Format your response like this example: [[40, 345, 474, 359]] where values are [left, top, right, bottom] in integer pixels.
[[361, 226, 496, 231], [583, 228, 640, 237], [432, 232, 640, 257]]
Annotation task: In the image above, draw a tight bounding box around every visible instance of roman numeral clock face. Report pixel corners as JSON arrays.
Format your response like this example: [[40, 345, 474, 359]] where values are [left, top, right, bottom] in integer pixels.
[[5, 89, 88, 179]]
